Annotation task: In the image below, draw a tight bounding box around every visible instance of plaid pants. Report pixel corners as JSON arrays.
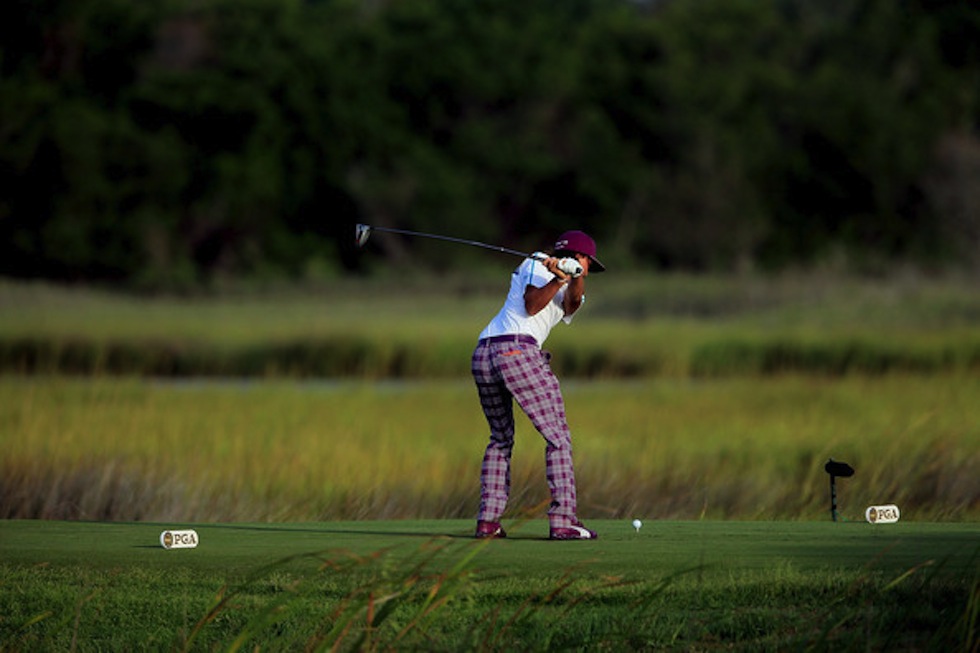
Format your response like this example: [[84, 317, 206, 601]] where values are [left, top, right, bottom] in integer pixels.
[[472, 338, 578, 528]]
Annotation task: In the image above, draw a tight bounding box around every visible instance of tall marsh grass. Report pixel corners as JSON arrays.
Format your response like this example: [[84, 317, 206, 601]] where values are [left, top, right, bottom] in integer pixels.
[[2, 274, 978, 522], [2, 376, 977, 522], [2, 273, 979, 378]]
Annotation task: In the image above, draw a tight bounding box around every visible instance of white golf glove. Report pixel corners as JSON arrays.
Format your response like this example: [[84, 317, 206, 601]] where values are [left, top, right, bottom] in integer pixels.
[[557, 257, 583, 278]]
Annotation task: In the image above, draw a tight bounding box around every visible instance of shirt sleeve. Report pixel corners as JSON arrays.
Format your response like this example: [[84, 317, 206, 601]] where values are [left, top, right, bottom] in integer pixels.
[[524, 256, 553, 289]]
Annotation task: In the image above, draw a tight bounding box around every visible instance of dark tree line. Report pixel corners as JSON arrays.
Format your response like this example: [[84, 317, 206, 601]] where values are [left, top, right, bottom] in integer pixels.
[[1, 0, 978, 287]]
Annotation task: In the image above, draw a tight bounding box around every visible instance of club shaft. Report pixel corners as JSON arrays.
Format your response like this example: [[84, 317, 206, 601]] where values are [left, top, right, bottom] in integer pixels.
[[367, 225, 539, 260]]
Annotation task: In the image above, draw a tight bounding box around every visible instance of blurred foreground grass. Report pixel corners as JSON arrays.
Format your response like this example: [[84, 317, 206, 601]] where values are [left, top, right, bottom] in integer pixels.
[[1, 272, 979, 377], [1, 520, 977, 651], [2, 375, 976, 522]]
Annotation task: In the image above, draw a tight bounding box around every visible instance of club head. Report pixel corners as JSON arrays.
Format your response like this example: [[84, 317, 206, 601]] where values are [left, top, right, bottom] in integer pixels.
[[355, 224, 372, 248]]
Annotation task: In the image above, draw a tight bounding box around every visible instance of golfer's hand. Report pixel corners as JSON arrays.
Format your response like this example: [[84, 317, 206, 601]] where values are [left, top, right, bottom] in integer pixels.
[[544, 257, 570, 283]]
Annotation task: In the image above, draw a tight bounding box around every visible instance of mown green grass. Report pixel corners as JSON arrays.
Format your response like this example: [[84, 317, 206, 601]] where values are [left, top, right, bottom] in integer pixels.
[[1, 376, 977, 522], [1, 519, 977, 651]]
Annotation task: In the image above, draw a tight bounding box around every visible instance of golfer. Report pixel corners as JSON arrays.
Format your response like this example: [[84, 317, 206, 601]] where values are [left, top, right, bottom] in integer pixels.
[[472, 230, 605, 540]]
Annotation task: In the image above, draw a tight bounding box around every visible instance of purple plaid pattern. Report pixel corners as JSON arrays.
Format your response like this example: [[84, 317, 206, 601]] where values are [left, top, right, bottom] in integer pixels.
[[472, 339, 578, 528]]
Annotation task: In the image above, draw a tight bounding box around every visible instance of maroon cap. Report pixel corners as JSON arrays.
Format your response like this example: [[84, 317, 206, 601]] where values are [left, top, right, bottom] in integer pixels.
[[554, 230, 606, 273]]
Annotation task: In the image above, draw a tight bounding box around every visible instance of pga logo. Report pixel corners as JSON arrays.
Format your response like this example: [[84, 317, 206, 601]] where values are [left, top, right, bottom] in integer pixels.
[[865, 505, 901, 524], [160, 529, 199, 549]]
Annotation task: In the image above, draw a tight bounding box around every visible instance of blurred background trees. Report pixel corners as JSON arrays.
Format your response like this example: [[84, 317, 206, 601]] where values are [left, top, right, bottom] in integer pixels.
[[1, 0, 977, 287]]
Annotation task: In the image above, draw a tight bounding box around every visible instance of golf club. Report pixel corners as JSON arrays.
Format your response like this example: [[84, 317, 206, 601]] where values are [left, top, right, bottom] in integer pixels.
[[355, 223, 582, 275]]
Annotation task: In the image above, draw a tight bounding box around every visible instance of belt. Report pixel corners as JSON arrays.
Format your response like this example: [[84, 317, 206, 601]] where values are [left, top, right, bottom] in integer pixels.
[[479, 334, 538, 347]]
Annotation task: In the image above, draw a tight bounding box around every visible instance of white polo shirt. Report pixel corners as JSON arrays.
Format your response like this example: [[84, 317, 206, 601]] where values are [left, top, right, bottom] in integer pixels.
[[478, 255, 580, 346]]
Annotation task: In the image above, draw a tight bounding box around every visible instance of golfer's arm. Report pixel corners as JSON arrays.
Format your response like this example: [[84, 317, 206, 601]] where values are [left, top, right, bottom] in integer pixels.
[[524, 278, 566, 316], [563, 276, 584, 316]]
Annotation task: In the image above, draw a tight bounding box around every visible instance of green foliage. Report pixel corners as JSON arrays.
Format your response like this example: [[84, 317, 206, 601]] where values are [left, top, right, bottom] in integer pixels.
[[6, 333, 978, 378], [1, 0, 979, 285], [689, 338, 980, 376]]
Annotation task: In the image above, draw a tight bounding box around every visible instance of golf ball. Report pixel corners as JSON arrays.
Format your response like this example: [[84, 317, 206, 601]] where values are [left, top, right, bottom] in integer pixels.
[[632, 519, 642, 530]]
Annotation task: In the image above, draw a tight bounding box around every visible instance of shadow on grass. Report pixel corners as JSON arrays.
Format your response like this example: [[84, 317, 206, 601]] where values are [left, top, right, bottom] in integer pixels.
[[202, 521, 557, 541]]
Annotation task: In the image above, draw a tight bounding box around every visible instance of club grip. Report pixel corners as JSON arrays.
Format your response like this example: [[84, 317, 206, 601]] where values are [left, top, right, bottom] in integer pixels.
[[558, 258, 583, 277]]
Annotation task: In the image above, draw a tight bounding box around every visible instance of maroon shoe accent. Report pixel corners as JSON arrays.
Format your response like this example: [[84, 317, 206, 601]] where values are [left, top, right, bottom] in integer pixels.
[[475, 521, 507, 539], [549, 520, 597, 540]]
